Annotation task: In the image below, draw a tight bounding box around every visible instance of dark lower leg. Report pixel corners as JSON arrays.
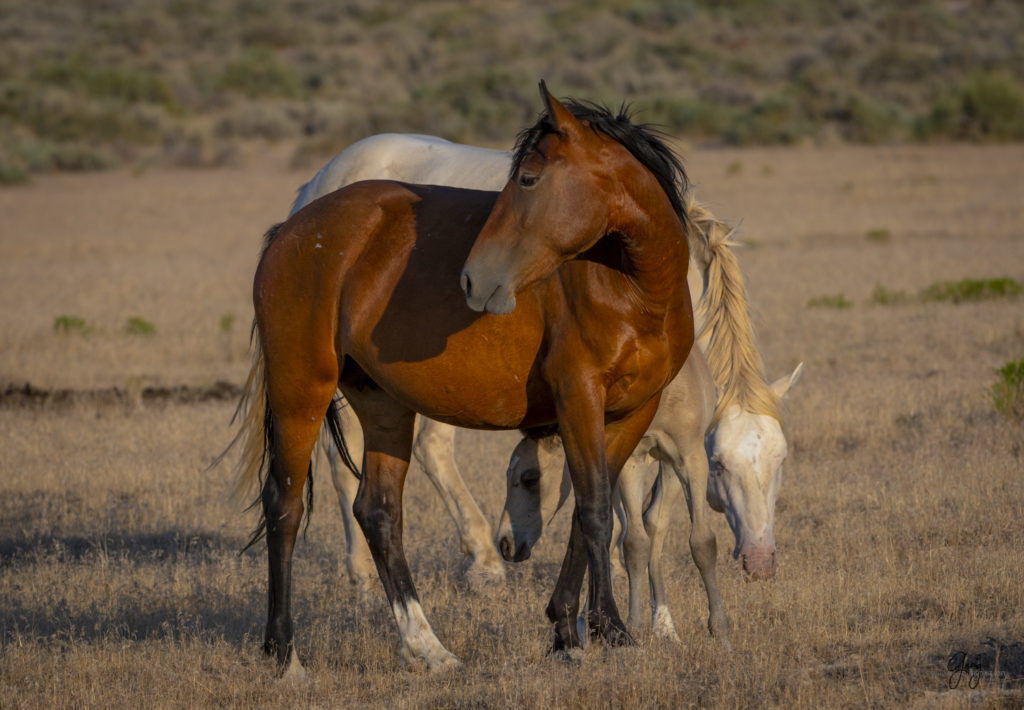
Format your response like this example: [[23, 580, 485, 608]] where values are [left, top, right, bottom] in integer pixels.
[[545, 508, 589, 652], [578, 497, 632, 645], [263, 470, 304, 663]]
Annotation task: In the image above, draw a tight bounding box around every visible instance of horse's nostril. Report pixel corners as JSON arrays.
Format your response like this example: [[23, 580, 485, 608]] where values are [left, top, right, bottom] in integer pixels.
[[499, 536, 512, 561], [460, 271, 472, 298]]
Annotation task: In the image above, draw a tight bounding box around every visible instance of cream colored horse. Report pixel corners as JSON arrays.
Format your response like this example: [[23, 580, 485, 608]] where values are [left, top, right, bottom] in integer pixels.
[[496, 201, 802, 641], [500, 345, 725, 641]]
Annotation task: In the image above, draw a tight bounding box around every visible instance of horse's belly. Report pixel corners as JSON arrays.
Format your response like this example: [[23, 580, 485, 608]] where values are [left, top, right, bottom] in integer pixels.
[[368, 358, 534, 429], [344, 295, 548, 430]]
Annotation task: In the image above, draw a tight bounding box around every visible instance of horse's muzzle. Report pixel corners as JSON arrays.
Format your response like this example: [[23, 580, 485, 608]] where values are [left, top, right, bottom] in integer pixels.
[[499, 535, 531, 563], [460, 268, 517, 314], [740, 550, 776, 581]]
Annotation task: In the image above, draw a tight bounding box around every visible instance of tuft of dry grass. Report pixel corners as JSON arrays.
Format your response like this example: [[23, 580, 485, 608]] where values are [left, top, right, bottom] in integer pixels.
[[1, 144, 1023, 708]]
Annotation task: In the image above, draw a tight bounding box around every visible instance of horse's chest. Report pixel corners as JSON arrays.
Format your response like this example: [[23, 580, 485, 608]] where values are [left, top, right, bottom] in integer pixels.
[[604, 338, 672, 414]]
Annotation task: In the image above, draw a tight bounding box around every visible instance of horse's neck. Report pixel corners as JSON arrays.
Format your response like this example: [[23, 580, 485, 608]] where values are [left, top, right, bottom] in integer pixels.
[[614, 182, 691, 316]]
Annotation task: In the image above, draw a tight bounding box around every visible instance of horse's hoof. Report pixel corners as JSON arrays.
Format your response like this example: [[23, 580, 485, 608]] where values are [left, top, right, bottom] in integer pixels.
[[548, 646, 584, 666], [708, 614, 731, 650], [652, 607, 681, 643], [464, 557, 506, 590], [603, 624, 636, 647], [278, 647, 308, 683], [401, 647, 462, 674]]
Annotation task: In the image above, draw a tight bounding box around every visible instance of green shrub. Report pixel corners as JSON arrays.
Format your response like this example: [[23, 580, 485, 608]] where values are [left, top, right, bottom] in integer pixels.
[[724, 89, 818, 145], [919, 277, 1023, 304], [841, 92, 908, 143], [869, 284, 908, 306], [219, 313, 236, 334], [0, 160, 29, 185], [216, 46, 303, 99], [53, 315, 92, 335], [991, 359, 1024, 420], [918, 72, 1024, 141], [866, 228, 891, 243], [31, 54, 178, 109], [808, 293, 853, 309], [124, 317, 156, 336]]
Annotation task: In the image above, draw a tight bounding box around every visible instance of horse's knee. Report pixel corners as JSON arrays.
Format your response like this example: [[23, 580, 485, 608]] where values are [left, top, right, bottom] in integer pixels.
[[690, 527, 718, 569], [576, 498, 614, 546], [412, 420, 454, 468], [622, 524, 651, 567]]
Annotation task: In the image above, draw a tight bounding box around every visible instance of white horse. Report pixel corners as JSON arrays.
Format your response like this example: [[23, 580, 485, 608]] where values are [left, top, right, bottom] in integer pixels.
[[499, 344, 724, 641], [291, 135, 802, 634], [496, 200, 803, 641]]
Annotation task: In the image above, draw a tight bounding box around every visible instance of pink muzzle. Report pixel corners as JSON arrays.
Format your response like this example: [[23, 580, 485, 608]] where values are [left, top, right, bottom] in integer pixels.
[[739, 545, 777, 580]]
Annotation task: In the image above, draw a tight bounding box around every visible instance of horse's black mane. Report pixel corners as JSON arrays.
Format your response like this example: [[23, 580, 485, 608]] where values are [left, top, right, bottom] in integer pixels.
[[510, 99, 691, 231]]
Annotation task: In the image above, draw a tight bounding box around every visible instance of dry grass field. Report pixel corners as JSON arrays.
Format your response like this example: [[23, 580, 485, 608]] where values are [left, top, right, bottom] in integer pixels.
[[1, 142, 1022, 708]]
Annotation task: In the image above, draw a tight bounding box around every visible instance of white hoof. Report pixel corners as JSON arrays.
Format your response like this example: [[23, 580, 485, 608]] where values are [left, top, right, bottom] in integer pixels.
[[401, 646, 462, 673], [465, 556, 506, 590], [279, 647, 307, 682], [652, 607, 681, 643], [394, 599, 461, 673]]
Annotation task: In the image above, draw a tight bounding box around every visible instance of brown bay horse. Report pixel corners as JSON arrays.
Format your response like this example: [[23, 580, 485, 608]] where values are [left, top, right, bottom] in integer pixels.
[[233, 83, 696, 675]]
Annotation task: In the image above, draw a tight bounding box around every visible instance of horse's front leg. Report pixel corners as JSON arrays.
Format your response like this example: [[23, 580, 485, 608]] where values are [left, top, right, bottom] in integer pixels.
[[676, 449, 730, 645], [617, 453, 655, 631], [546, 387, 660, 652], [643, 464, 685, 642], [343, 382, 459, 672]]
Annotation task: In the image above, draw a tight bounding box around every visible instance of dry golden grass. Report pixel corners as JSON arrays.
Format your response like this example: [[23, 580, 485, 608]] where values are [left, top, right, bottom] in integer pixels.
[[1, 143, 1022, 708]]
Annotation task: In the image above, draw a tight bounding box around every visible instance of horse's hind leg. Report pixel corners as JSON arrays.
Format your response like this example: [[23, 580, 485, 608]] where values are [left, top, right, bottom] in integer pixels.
[[263, 380, 338, 676], [324, 400, 375, 594], [342, 377, 459, 672], [413, 418, 505, 588]]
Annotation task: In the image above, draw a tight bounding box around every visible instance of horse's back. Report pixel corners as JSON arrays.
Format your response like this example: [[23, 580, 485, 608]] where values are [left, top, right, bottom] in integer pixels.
[[290, 133, 512, 216]]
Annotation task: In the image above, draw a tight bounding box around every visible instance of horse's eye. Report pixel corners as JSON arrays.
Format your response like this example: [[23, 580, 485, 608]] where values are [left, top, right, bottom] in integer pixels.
[[520, 469, 540, 490], [518, 174, 539, 188]]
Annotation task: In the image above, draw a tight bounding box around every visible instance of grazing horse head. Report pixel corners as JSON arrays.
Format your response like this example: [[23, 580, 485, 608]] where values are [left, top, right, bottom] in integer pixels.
[[705, 365, 802, 580], [496, 434, 570, 561]]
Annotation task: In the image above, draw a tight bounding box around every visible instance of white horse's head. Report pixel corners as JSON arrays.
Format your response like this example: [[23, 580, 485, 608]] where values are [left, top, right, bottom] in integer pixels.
[[495, 435, 569, 562], [705, 364, 803, 580]]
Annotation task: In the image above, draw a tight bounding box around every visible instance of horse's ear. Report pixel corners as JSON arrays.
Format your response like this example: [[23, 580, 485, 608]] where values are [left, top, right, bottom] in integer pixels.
[[539, 80, 583, 138], [770, 362, 804, 399]]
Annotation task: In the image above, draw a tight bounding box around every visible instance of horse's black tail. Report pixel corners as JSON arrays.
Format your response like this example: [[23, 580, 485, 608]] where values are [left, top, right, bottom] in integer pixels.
[[325, 394, 361, 478]]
